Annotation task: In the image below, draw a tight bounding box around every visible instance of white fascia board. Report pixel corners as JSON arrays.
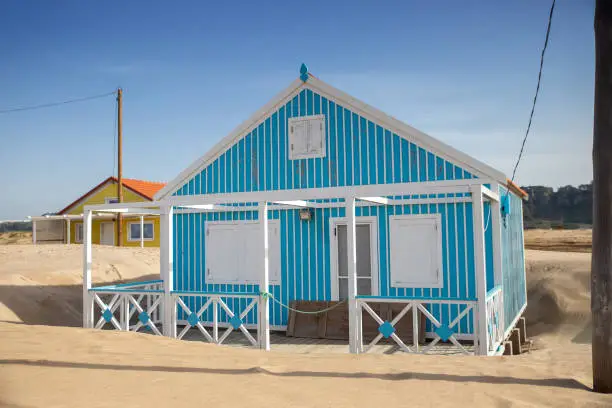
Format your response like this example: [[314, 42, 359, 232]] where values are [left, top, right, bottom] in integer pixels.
[[154, 78, 305, 200], [168, 179, 490, 207], [29, 214, 115, 221], [306, 76, 507, 184], [357, 196, 390, 205], [97, 208, 162, 215], [84, 201, 161, 212], [179, 204, 216, 210], [481, 186, 500, 202], [271, 200, 310, 208]]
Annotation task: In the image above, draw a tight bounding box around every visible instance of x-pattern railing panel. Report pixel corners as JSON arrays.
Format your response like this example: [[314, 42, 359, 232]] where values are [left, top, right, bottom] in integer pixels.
[[127, 294, 163, 335], [93, 293, 122, 330], [90, 289, 164, 335], [486, 288, 504, 354], [357, 297, 477, 355], [174, 293, 259, 347]]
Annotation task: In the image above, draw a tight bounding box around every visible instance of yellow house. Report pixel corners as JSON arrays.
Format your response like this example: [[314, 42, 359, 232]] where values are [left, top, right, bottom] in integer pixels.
[[31, 177, 166, 247]]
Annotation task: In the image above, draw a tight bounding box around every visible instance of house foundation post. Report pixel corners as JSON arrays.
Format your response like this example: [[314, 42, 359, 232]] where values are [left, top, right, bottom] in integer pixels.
[[490, 183, 503, 288], [258, 202, 271, 351], [471, 185, 489, 355], [160, 205, 175, 337], [346, 195, 360, 354], [140, 215, 144, 248], [82, 210, 93, 328], [66, 218, 71, 245]]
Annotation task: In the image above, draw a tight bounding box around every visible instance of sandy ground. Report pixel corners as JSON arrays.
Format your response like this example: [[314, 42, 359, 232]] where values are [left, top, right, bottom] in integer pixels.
[[524, 229, 592, 252], [0, 242, 609, 407]]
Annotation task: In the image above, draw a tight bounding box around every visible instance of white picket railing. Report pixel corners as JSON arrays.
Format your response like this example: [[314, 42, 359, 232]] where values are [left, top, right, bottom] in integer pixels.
[[485, 286, 505, 355], [172, 291, 260, 347], [355, 296, 478, 355], [89, 280, 164, 335]]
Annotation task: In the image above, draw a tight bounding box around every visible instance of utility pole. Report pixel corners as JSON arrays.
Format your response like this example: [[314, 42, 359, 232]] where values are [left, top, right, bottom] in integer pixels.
[[593, 0, 612, 393], [117, 88, 123, 247]]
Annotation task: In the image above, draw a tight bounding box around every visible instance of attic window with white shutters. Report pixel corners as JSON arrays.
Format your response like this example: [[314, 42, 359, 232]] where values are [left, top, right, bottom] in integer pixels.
[[288, 115, 326, 159]]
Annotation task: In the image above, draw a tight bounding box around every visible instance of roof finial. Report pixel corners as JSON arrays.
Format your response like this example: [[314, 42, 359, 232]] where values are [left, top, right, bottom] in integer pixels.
[[300, 63, 309, 82]]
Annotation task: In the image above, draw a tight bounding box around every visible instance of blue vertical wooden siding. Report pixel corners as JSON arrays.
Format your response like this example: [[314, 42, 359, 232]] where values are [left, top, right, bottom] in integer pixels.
[[170, 85, 488, 334], [173, 200, 476, 334], [173, 87, 474, 195], [499, 187, 527, 332]]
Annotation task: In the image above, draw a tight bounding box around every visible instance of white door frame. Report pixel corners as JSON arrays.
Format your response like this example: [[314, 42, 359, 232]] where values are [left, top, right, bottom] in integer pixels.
[[329, 216, 379, 301], [99, 222, 115, 246]]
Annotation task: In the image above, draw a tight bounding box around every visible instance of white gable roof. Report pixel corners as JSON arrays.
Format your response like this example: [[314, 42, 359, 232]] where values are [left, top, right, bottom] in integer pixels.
[[155, 74, 506, 200]]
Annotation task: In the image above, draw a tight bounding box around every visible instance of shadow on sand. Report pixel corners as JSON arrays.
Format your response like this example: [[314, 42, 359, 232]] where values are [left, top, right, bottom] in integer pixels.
[[0, 358, 591, 391]]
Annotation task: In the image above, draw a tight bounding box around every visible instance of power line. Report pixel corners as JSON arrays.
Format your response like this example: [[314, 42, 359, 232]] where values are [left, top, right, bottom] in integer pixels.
[[510, 0, 556, 183], [0, 91, 116, 114]]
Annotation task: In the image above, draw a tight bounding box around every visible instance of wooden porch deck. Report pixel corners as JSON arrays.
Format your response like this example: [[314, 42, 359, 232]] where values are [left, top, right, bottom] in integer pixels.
[[181, 328, 475, 355]]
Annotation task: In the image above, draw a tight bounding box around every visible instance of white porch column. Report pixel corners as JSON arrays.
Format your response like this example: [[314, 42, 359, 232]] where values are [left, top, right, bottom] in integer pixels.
[[258, 202, 271, 351], [471, 185, 489, 355], [490, 183, 503, 287], [161, 205, 175, 337], [140, 215, 144, 248], [82, 210, 94, 328], [32, 220, 36, 244], [66, 219, 71, 245], [346, 195, 359, 354]]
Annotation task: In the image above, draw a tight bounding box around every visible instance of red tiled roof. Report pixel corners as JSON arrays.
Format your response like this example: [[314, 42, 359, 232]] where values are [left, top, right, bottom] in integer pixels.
[[118, 177, 166, 200], [58, 176, 167, 214]]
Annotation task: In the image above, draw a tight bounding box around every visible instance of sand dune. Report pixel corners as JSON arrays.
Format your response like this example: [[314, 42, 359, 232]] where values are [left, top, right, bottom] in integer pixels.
[[0, 231, 31, 245], [0, 243, 609, 407], [524, 229, 592, 252]]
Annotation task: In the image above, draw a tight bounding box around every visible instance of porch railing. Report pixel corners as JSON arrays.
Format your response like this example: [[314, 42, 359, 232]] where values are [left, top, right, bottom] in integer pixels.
[[355, 295, 478, 355], [485, 286, 505, 355], [172, 290, 260, 347], [86, 283, 503, 355], [89, 280, 164, 335]]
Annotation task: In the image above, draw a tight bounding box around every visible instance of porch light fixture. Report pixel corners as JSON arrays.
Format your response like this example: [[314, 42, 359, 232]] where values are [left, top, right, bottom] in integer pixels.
[[299, 208, 312, 221]]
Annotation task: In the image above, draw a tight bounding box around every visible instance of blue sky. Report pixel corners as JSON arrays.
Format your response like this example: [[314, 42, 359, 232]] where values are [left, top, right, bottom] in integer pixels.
[[0, 0, 595, 220]]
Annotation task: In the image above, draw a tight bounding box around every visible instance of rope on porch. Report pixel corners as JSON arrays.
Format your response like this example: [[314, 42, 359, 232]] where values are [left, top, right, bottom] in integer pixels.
[[261, 291, 347, 315]]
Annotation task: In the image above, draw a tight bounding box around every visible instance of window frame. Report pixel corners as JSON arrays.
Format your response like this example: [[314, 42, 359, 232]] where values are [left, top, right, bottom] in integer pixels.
[[127, 221, 155, 242], [288, 114, 326, 160], [329, 217, 380, 301]]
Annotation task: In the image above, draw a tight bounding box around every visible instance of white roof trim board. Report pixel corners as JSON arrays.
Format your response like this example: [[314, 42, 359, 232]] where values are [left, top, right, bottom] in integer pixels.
[[155, 74, 506, 200]]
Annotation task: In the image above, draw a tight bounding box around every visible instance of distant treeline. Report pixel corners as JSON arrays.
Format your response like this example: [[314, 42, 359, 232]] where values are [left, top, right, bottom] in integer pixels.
[[522, 182, 592, 229], [0, 221, 31, 233]]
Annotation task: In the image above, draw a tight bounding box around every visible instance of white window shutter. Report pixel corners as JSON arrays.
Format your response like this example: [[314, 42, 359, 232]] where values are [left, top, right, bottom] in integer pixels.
[[268, 222, 281, 283], [389, 215, 442, 288], [206, 220, 281, 285], [205, 223, 240, 284], [289, 120, 308, 159], [307, 117, 324, 155], [288, 115, 326, 159]]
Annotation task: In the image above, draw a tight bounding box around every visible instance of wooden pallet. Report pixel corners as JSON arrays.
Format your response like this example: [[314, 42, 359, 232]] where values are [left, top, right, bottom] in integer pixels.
[[286, 300, 426, 343]]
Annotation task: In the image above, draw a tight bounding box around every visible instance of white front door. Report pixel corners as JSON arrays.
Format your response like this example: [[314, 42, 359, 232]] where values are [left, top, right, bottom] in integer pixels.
[[100, 222, 115, 246], [330, 217, 379, 300]]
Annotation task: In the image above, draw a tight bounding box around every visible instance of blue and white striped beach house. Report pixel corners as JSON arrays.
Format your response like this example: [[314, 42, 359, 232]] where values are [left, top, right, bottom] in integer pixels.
[[82, 65, 527, 356]]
